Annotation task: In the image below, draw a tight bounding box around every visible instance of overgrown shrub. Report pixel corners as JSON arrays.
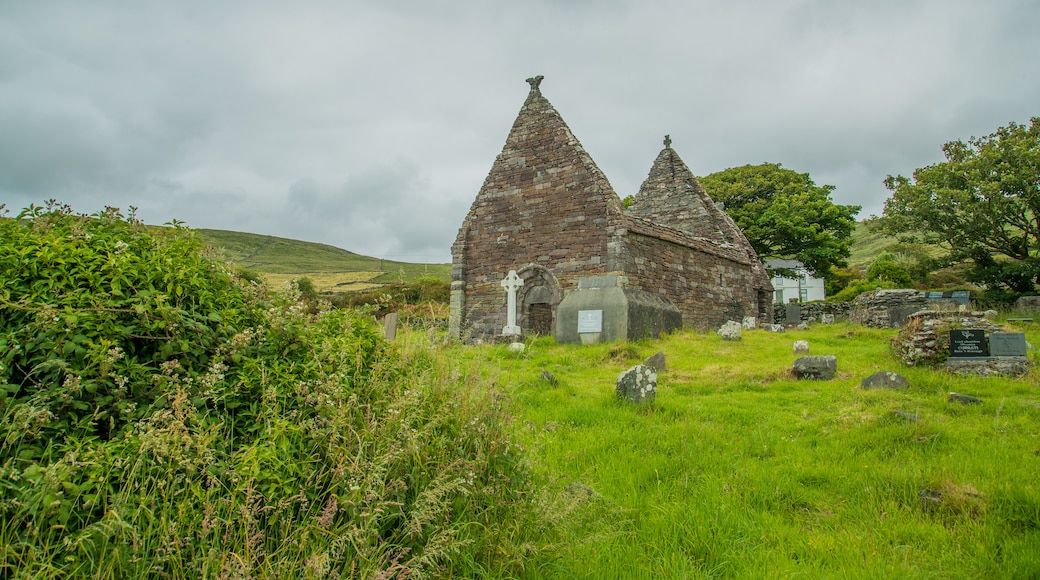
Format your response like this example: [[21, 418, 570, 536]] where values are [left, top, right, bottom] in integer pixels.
[[0, 202, 536, 578]]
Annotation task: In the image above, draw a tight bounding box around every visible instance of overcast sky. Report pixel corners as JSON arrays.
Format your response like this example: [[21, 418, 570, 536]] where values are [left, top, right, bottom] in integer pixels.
[[2, 1, 1037, 263]]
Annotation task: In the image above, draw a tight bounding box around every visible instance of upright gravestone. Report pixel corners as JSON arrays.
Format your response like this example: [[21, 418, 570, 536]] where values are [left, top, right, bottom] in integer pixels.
[[615, 364, 656, 404], [785, 303, 801, 325], [500, 269, 524, 336], [949, 329, 988, 358], [383, 312, 399, 342]]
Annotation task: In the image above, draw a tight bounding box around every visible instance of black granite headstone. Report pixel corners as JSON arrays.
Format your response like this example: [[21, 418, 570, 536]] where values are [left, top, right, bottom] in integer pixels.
[[950, 329, 988, 358]]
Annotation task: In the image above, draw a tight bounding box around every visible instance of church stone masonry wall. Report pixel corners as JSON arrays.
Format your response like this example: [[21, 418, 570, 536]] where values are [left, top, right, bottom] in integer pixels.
[[622, 231, 757, 329], [451, 77, 773, 341], [451, 81, 625, 341]]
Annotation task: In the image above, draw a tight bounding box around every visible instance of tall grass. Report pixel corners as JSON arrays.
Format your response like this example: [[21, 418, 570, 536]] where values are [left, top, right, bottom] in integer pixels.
[[444, 321, 1040, 578]]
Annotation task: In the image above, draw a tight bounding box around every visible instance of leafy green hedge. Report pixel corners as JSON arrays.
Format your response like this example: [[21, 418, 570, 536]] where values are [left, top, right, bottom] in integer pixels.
[[0, 202, 535, 577]]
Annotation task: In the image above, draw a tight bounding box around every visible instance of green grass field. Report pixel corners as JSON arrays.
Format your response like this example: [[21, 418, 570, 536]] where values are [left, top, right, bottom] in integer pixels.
[[413, 319, 1040, 577]]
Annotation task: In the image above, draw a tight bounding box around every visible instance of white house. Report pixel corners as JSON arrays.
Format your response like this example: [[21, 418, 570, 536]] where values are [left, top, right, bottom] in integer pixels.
[[765, 259, 826, 303]]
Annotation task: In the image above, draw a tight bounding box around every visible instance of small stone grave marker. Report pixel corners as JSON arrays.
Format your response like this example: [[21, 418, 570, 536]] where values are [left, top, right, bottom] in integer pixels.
[[949, 329, 988, 358], [383, 312, 399, 341], [989, 332, 1027, 357]]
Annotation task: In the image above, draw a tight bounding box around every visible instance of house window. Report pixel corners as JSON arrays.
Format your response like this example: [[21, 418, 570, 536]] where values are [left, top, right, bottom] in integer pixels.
[[775, 290, 784, 303], [800, 289, 808, 303]]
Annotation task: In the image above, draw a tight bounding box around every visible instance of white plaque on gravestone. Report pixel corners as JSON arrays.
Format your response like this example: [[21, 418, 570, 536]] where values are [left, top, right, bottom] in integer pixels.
[[577, 309, 603, 333]]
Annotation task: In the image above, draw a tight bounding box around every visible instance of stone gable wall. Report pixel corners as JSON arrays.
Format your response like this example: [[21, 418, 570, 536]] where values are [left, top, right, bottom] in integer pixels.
[[620, 230, 759, 329], [451, 87, 624, 340]]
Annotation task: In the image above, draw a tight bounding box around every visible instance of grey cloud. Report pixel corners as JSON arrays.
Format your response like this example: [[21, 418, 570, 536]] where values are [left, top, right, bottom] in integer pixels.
[[1, 0, 1037, 263]]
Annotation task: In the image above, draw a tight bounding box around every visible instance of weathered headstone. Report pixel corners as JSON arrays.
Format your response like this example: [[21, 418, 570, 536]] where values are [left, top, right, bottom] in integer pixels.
[[796, 322, 810, 331], [644, 350, 666, 371], [793, 340, 809, 354], [785, 303, 801, 325], [383, 312, 399, 341], [792, 355, 837, 380], [989, 332, 1027, 357], [501, 269, 524, 336], [893, 411, 920, 422], [769, 324, 786, 333], [820, 313, 835, 325], [861, 371, 910, 390], [949, 329, 988, 358], [717, 320, 742, 341], [742, 316, 757, 330], [616, 364, 656, 404]]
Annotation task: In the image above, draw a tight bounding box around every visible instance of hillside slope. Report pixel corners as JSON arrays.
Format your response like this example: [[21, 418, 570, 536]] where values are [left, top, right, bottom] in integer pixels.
[[195, 229, 450, 290]]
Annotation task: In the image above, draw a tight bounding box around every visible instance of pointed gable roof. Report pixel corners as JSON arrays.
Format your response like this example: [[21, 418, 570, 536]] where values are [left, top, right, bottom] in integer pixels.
[[626, 136, 772, 289], [453, 75, 624, 254]]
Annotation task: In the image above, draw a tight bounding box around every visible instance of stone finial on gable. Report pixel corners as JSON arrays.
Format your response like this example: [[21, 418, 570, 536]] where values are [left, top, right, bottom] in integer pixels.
[[526, 75, 544, 91], [663, 134, 672, 149]]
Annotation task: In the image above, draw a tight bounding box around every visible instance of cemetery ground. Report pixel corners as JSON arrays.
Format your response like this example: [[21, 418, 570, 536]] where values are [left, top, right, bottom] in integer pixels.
[[410, 319, 1040, 578]]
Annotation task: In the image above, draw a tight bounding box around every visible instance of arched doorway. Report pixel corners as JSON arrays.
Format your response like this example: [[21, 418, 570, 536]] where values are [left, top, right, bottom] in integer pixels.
[[516, 265, 562, 337]]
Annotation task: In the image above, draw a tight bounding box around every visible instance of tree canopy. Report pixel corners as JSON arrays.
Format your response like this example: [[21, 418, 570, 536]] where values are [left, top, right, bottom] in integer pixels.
[[699, 163, 860, 276], [881, 118, 1040, 294]]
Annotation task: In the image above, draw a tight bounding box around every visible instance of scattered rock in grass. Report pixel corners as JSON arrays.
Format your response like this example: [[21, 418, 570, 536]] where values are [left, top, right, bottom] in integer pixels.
[[820, 313, 835, 324], [918, 489, 943, 513], [541, 369, 558, 387], [508, 342, 525, 353], [644, 350, 666, 372], [948, 392, 983, 405], [983, 309, 998, 320], [616, 364, 656, 404], [918, 484, 984, 517], [565, 482, 598, 502], [742, 316, 757, 330], [797, 322, 810, 331], [893, 410, 920, 422], [792, 355, 837, 380], [861, 371, 910, 390], [793, 340, 809, 354], [769, 324, 786, 333], [717, 320, 742, 341], [1016, 295, 1040, 312]]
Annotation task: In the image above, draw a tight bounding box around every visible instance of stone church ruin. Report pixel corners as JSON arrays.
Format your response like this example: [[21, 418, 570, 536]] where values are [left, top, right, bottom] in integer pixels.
[[449, 76, 772, 343]]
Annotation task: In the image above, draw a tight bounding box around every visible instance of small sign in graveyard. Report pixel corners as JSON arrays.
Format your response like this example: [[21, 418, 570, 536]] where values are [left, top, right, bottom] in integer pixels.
[[949, 329, 988, 358], [989, 332, 1027, 357], [577, 309, 603, 333]]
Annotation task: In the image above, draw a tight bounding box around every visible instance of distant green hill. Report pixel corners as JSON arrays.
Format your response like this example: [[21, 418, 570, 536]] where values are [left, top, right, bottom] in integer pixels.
[[194, 229, 450, 291], [847, 219, 948, 270]]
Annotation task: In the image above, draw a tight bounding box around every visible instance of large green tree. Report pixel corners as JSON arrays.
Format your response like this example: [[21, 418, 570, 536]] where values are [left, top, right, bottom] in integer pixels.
[[881, 118, 1040, 293], [700, 163, 861, 276]]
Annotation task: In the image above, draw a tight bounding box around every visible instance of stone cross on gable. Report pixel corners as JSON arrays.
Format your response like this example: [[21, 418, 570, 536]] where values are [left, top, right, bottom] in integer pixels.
[[501, 269, 524, 336]]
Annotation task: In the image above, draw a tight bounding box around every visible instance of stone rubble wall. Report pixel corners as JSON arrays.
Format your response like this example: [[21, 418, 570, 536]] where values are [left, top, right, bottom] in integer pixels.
[[771, 302, 851, 324], [849, 289, 928, 328]]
